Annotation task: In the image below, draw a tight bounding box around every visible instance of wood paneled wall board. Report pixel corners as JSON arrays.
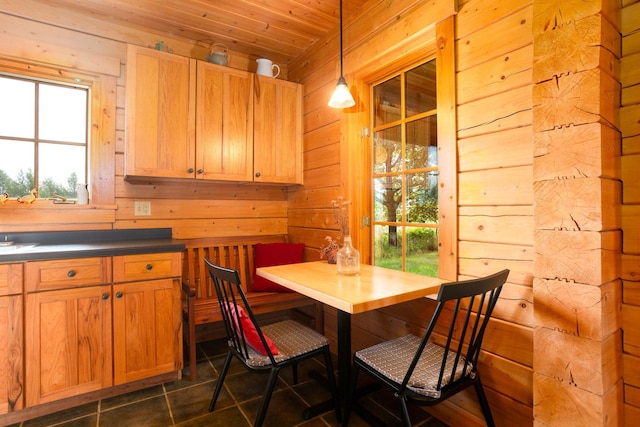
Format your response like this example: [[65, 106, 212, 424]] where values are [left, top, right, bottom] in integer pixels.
[[456, 5, 533, 72], [482, 316, 533, 367], [302, 164, 341, 189], [458, 165, 533, 206], [622, 205, 640, 254], [457, 85, 532, 139], [623, 304, 640, 357], [622, 155, 640, 203], [621, 104, 640, 139], [458, 205, 534, 246], [478, 351, 533, 407], [621, 51, 640, 88], [115, 199, 287, 221], [114, 218, 287, 240], [458, 127, 533, 172], [0, 14, 122, 76], [455, 0, 530, 40], [456, 45, 533, 105], [622, 81, 640, 106]]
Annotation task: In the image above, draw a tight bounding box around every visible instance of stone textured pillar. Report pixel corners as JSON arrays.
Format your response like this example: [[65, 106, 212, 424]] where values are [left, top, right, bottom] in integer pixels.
[[532, 0, 622, 425]]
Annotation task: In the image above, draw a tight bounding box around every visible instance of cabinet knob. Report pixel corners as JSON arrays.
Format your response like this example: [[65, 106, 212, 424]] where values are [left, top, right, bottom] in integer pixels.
[[188, 168, 194, 173], [197, 169, 204, 174], [101, 293, 109, 300], [116, 291, 123, 299], [255, 172, 261, 178], [146, 263, 153, 271], [67, 270, 76, 278]]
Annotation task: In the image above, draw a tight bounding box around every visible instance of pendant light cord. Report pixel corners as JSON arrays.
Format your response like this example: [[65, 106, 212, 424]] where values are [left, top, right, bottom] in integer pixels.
[[339, 0, 344, 77]]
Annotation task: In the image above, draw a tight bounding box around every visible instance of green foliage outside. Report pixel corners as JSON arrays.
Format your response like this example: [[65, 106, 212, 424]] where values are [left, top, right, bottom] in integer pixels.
[[375, 227, 438, 276], [0, 169, 79, 199]]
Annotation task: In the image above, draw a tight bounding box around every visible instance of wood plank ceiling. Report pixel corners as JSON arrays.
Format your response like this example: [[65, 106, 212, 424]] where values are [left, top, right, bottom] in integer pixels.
[[25, 0, 369, 66]]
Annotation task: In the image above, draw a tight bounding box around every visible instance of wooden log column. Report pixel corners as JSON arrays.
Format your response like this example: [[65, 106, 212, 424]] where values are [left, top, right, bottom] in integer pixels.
[[532, 1, 622, 425]]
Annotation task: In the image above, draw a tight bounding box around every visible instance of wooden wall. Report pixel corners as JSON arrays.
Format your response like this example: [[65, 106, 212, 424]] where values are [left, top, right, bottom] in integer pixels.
[[622, 0, 640, 424], [0, 0, 637, 425]]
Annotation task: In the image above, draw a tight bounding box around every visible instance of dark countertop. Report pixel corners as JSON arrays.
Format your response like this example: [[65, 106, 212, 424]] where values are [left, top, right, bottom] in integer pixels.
[[0, 228, 185, 263]]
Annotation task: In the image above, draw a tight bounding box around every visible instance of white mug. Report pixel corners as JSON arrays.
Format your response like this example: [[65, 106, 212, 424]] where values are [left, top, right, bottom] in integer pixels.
[[256, 58, 280, 78]]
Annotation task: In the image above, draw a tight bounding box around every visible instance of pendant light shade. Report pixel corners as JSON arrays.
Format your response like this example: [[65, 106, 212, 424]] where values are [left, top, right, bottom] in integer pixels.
[[328, 0, 355, 108]]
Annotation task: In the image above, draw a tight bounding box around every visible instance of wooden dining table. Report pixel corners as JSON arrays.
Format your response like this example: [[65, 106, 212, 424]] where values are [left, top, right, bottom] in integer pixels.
[[256, 261, 445, 406]]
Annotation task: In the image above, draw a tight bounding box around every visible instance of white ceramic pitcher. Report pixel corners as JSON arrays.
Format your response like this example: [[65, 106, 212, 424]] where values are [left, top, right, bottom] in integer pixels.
[[256, 58, 280, 78]]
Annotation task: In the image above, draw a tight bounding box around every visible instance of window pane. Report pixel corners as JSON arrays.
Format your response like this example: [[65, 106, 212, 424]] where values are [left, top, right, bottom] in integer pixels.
[[406, 227, 438, 277], [0, 77, 35, 138], [374, 176, 402, 222], [38, 143, 86, 198], [406, 171, 438, 224], [373, 126, 401, 173], [373, 75, 401, 126], [405, 61, 436, 117], [405, 115, 437, 170], [373, 224, 403, 271], [39, 84, 87, 143], [0, 139, 35, 194]]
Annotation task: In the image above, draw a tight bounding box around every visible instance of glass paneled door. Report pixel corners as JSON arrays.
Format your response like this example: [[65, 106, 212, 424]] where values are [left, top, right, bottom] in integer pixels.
[[371, 60, 439, 277]]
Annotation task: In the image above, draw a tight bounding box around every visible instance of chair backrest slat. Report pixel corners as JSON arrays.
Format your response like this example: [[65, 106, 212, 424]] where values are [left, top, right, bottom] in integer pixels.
[[402, 269, 510, 395], [204, 257, 278, 365]]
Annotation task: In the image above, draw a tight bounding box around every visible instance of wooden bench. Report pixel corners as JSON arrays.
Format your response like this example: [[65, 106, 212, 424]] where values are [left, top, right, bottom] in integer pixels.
[[181, 236, 321, 380]]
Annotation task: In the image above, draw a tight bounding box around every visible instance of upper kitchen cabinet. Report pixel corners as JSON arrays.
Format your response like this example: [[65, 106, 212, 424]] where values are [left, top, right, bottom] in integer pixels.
[[196, 61, 254, 182], [125, 45, 196, 179], [253, 75, 303, 184], [125, 45, 303, 185]]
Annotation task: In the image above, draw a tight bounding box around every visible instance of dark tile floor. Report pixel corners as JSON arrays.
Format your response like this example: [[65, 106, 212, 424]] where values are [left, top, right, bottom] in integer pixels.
[[14, 339, 449, 427]]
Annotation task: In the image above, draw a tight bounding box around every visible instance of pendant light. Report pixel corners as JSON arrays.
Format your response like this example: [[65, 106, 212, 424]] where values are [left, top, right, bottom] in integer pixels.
[[328, 0, 355, 108]]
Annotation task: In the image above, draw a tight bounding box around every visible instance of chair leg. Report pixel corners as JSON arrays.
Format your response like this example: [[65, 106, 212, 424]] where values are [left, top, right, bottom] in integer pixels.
[[209, 351, 233, 412], [323, 347, 341, 423], [341, 362, 361, 426], [473, 379, 495, 427], [399, 395, 413, 427], [254, 368, 280, 427]]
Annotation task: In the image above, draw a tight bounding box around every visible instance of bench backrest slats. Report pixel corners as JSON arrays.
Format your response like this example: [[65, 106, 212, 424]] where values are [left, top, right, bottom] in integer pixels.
[[183, 236, 286, 302]]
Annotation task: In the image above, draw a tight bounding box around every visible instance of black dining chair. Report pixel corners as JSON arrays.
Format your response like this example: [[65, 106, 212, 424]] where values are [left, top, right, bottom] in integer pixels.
[[204, 257, 341, 426], [341, 269, 510, 427]]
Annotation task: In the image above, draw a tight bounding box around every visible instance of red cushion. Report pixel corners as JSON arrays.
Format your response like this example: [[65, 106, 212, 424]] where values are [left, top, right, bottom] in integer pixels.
[[227, 303, 278, 355], [252, 243, 304, 292]]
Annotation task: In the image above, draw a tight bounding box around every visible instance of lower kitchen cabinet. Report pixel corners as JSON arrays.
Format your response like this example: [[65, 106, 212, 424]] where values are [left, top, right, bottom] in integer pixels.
[[0, 262, 23, 415], [113, 278, 182, 384], [20, 250, 182, 408], [25, 285, 113, 406]]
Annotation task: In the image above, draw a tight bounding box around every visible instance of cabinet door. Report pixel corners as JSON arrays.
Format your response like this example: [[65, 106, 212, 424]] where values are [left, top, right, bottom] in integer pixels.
[[196, 61, 254, 181], [253, 75, 303, 184], [113, 278, 182, 384], [0, 295, 23, 414], [25, 286, 113, 406], [125, 45, 196, 179]]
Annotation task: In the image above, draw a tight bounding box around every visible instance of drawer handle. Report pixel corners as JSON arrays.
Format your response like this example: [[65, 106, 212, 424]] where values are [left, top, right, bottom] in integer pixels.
[[101, 293, 109, 300], [255, 172, 261, 178], [67, 270, 76, 278], [116, 291, 123, 299], [146, 263, 153, 271]]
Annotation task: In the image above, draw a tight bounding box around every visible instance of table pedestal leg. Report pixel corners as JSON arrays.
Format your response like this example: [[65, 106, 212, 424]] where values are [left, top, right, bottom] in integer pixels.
[[337, 309, 351, 397]]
